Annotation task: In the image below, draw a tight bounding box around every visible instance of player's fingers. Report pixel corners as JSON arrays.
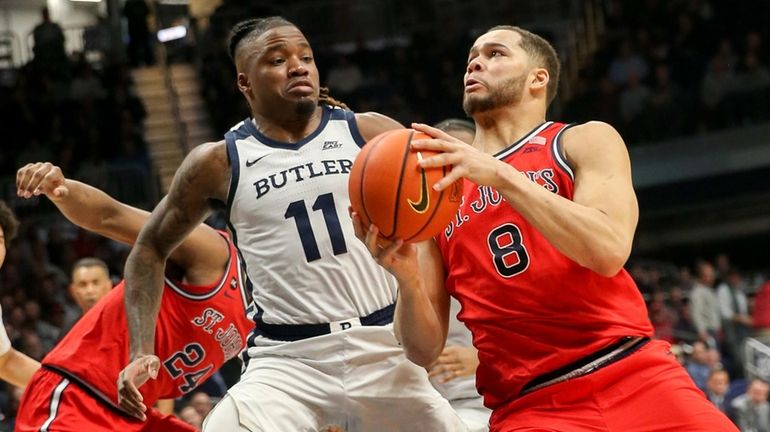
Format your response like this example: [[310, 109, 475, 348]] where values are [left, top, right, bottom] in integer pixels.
[[17, 163, 40, 196], [350, 212, 366, 240], [146, 357, 160, 380], [430, 170, 463, 192], [378, 238, 404, 261], [410, 138, 454, 153], [427, 363, 447, 378], [36, 169, 61, 196], [118, 383, 146, 420], [15, 163, 35, 191], [27, 162, 52, 191], [411, 122, 455, 141], [364, 224, 381, 254]]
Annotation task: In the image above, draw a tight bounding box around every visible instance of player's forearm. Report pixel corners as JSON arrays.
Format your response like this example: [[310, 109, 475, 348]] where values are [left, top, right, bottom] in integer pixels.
[[124, 243, 166, 358], [53, 180, 130, 237], [0, 349, 40, 388], [394, 280, 446, 367], [496, 167, 633, 276]]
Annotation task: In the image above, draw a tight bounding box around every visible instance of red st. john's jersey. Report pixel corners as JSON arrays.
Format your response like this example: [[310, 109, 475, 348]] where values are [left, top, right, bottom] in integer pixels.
[[43, 232, 254, 411], [436, 121, 654, 410]]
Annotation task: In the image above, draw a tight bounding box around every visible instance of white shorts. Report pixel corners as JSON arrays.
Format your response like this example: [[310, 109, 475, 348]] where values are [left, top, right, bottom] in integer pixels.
[[432, 376, 490, 432], [450, 397, 490, 432], [203, 324, 467, 432]]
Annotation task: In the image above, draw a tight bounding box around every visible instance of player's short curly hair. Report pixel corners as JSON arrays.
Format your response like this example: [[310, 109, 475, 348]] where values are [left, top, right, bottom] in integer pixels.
[[0, 200, 19, 243]]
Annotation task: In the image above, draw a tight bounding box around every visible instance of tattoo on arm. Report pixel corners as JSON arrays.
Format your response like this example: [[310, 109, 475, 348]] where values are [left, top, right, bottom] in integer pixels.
[[124, 146, 222, 358]]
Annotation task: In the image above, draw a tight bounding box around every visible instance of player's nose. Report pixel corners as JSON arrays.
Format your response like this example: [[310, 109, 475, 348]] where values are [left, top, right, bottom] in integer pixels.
[[467, 58, 483, 74], [288, 57, 308, 77]]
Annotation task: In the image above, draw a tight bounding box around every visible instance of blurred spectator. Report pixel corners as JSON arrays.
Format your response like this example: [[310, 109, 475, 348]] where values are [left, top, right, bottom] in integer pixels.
[[700, 54, 736, 130], [619, 71, 650, 141], [731, 378, 770, 432], [21, 300, 58, 352], [178, 405, 202, 429], [123, 0, 155, 67], [69, 57, 107, 103], [685, 340, 713, 392], [31, 7, 68, 77], [690, 261, 722, 348], [189, 391, 213, 419], [717, 267, 751, 375], [325, 55, 364, 97], [646, 64, 684, 138], [648, 288, 679, 342], [609, 39, 649, 86], [752, 281, 770, 344], [61, 257, 112, 332], [706, 368, 731, 415]]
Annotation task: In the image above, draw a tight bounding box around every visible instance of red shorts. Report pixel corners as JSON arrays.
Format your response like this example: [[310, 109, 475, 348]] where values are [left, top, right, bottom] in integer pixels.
[[490, 340, 738, 432], [15, 368, 196, 432]]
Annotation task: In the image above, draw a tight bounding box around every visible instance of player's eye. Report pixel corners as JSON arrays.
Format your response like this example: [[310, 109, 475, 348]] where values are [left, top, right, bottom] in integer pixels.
[[490, 50, 502, 57], [271, 58, 285, 65], [302, 55, 313, 63]]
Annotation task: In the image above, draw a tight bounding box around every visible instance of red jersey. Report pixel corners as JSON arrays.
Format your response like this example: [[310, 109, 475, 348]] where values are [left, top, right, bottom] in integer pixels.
[[436, 121, 654, 410], [43, 232, 254, 411]]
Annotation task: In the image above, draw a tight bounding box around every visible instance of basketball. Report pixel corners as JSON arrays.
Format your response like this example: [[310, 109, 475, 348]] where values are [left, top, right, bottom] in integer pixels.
[[348, 128, 464, 243]]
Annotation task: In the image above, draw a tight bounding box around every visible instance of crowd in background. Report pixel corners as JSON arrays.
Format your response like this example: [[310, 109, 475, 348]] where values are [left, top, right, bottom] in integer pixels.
[[1, 0, 770, 430]]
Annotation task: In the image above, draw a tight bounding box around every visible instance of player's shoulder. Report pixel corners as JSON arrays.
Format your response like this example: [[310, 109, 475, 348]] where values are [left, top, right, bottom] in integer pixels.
[[561, 121, 627, 159], [353, 112, 404, 141], [182, 140, 229, 172], [561, 121, 621, 142]]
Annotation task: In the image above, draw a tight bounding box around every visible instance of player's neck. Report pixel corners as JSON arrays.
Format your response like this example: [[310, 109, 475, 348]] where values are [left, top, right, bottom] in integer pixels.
[[472, 101, 546, 154], [252, 106, 323, 144]]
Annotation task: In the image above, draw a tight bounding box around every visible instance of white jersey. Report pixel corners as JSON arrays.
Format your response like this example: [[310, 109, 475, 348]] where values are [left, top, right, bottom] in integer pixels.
[[225, 106, 398, 325], [0, 304, 11, 356]]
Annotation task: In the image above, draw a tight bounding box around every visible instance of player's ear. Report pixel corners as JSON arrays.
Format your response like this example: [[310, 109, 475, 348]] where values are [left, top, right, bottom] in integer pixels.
[[530, 67, 548, 93], [237, 73, 250, 93]]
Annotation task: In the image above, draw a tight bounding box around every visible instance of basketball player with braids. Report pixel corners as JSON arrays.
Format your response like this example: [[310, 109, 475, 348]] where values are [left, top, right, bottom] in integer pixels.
[[0, 201, 40, 390], [118, 17, 465, 432], [354, 26, 737, 431]]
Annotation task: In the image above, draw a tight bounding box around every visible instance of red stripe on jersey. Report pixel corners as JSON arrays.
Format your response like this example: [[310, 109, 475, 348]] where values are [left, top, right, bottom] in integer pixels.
[[43, 232, 254, 409], [437, 122, 653, 410]]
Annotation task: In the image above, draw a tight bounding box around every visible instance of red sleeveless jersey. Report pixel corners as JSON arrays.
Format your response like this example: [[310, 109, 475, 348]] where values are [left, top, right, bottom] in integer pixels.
[[436, 122, 654, 409], [43, 232, 254, 410]]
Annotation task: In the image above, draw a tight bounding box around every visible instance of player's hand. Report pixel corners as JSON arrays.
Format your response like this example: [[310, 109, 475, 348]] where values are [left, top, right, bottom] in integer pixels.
[[16, 162, 69, 200], [411, 122, 509, 191], [349, 208, 420, 285], [428, 345, 479, 384], [117, 355, 161, 420]]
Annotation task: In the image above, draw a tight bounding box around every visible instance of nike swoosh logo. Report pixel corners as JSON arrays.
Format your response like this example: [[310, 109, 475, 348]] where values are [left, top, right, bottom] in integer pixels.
[[245, 154, 269, 168], [408, 166, 430, 213]]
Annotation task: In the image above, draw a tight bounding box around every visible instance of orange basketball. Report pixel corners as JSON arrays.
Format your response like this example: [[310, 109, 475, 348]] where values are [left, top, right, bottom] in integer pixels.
[[348, 128, 463, 243]]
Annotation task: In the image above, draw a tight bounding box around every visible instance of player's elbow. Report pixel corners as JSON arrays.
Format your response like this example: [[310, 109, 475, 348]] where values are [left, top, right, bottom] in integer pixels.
[[404, 345, 441, 368], [585, 246, 629, 277]]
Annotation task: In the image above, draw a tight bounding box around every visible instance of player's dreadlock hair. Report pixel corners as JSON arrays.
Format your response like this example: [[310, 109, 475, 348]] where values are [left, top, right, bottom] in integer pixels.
[[227, 16, 295, 63], [319, 86, 349, 109], [228, 17, 350, 110], [488, 25, 561, 106], [0, 200, 19, 244]]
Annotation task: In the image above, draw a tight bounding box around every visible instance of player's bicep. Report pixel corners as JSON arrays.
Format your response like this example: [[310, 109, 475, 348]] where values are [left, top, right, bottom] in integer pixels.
[[140, 142, 229, 257], [565, 122, 638, 243]]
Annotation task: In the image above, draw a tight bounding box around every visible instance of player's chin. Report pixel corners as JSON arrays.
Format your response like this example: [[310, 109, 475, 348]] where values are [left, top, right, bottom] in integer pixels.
[[293, 98, 318, 117]]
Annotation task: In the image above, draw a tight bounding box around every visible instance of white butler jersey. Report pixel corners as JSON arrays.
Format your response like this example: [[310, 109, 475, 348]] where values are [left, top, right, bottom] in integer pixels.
[[225, 105, 398, 325]]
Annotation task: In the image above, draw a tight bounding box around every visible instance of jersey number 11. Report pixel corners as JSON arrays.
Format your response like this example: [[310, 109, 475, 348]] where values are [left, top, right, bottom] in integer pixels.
[[285, 192, 348, 262]]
